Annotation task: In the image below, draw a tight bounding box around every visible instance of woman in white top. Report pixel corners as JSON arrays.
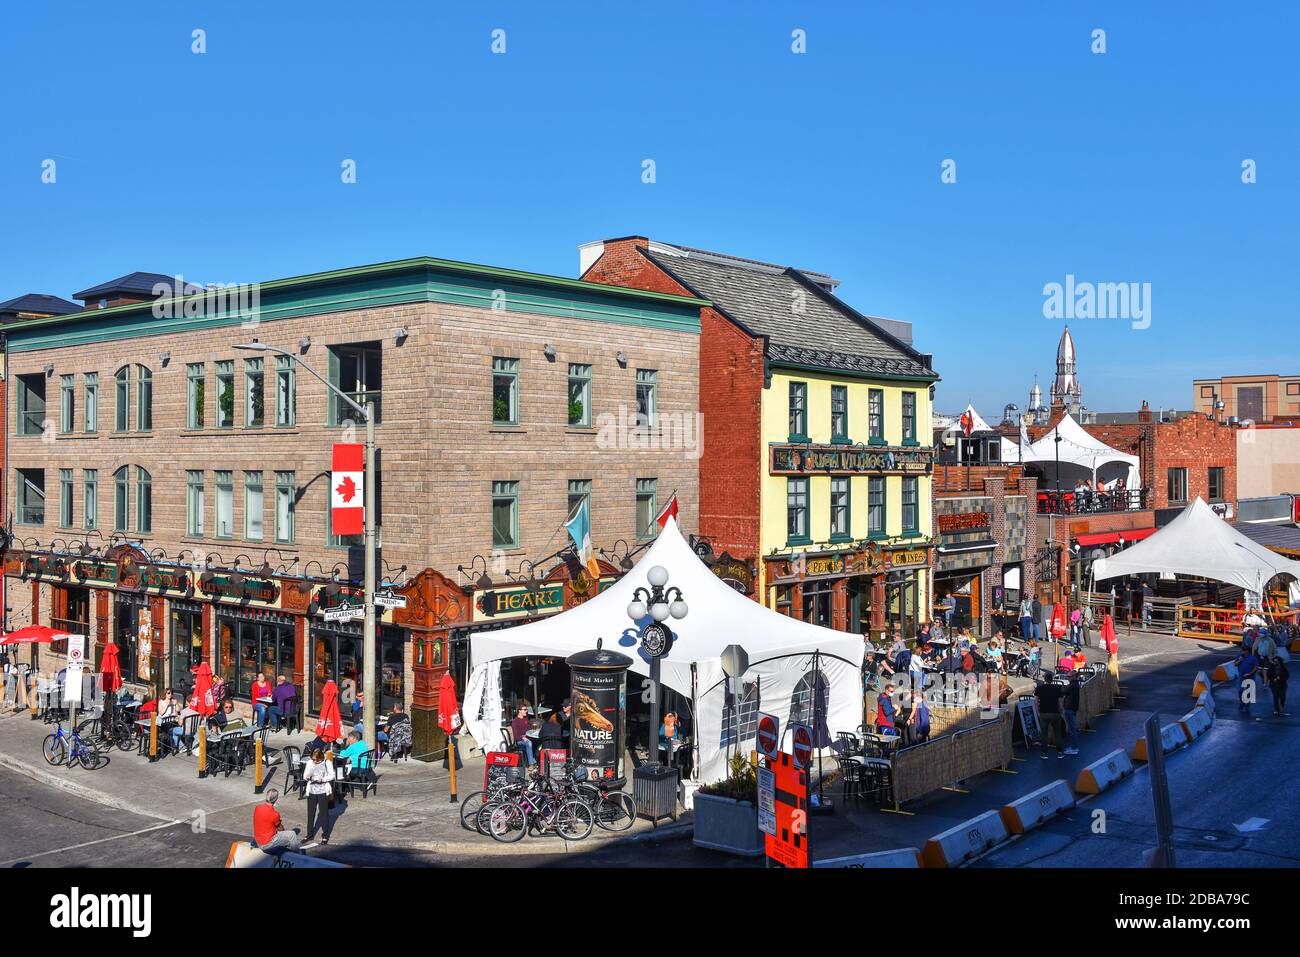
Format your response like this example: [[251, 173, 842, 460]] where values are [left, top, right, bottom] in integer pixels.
[[302, 748, 336, 844]]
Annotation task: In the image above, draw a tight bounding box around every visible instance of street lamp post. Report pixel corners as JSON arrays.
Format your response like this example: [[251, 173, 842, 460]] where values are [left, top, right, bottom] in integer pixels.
[[235, 342, 378, 752], [626, 565, 688, 770]]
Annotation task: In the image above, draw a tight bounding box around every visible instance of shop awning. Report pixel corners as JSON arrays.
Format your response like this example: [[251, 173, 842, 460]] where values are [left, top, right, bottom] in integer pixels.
[[937, 540, 997, 555], [1076, 527, 1157, 547]]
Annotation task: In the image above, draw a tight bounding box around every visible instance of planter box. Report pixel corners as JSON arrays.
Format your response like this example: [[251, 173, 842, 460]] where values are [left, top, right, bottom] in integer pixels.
[[692, 792, 763, 857]]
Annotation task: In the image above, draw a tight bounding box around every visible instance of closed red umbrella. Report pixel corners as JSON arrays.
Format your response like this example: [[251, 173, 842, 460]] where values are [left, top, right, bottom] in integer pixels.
[[1050, 603, 1068, 639], [438, 673, 461, 734], [191, 662, 217, 716], [100, 642, 123, 695], [0, 625, 76, 645], [1101, 614, 1119, 656], [316, 679, 342, 743]]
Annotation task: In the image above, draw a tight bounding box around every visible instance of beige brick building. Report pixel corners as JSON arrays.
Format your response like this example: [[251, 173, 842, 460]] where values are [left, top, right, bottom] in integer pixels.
[[2, 257, 704, 751]]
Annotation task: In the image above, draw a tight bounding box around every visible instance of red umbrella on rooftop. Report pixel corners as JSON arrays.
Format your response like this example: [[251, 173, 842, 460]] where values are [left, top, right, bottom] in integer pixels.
[[316, 680, 342, 743], [191, 662, 217, 717], [0, 625, 76, 646]]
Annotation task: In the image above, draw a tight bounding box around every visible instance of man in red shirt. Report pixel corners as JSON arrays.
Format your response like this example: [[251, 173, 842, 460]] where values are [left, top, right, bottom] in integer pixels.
[[253, 789, 300, 854]]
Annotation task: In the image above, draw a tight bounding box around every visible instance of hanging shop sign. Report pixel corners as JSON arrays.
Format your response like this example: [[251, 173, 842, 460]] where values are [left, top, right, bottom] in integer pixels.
[[767, 542, 931, 582], [938, 511, 992, 534], [703, 552, 754, 595], [200, 574, 280, 607], [373, 589, 408, 610], [888, 547, 930, 569], [71, 559, 119, 586], [770, 444, 934, 477], [140, 567, 191, 593], [473, 583, 564, 622], [23, 555, 68, 579]]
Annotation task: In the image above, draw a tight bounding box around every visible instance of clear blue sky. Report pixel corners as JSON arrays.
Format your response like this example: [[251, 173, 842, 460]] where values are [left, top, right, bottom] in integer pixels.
[[3, 1, 1296, 415]]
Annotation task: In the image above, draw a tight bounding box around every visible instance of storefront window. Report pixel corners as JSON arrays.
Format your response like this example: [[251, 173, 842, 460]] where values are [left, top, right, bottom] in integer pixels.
[[219, 613, 293, 697], [774, 584, 794, 618], [801, 579, 833, 628], [312, 623, 405, 715], [169, 603, 204, 693], [847, 577, 872, 634], [886, 571, 918, 640], [114, 594, 149, 684]]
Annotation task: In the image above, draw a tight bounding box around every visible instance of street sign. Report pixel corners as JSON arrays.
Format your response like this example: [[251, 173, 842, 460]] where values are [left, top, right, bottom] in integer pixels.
[[66, 634, 85, 664], [763, 751, 810, 869], [64, 635, 86, 706], [323, 601, 365, 623], [756, 712, 780, 760], [757, 767, 776, 836], [720, 644, 748, 679], [791, 723, 813, 770], [373, 589, 407, 610]]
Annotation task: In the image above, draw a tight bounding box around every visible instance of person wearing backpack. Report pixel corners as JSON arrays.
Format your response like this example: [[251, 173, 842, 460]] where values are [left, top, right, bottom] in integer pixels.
[[1266, 656, 1290, 717], [908, 693, 931, 743]]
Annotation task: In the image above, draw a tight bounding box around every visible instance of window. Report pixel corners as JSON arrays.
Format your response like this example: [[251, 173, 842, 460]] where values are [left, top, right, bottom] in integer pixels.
[[868, 476, 885, 536], [492, 357, 518, 425], [114, 466, 129, 532], [215, 471, 234, 538], [868, 389, 885, 444], [59, 470, 73, 528], [136, 366, 152, 431], [60, 375, 75, 434], [186, 363, 205, 429], [136, 467, 152, 534], [635, 369, 658, 429], [902, 392, 917, 444], [83, 469, 97, 530], [830, 477, 851, 540], [568, 479, 591, 521], [789, 671, 828, 728], [329, 343, 382, 425], [216, 361, 235, 428], [787, 477, 809, 543], [245, 472, 264, 540], [275, 355, 296, 427], [17, 468, 45, 525], [1208, 467, 1225, 502], [902, 476, 919, 533], [788, 381, 808, 440], [1167, 467, 1188, 504], [114, 367, 130, 432], [492, 481, 519, 548], [568, 363, 591, 427], [186, 471, 205, 537], [830, 385, 848, 442], [275, 472, 295, 544], [16, 374, 45, 436], [83, 374, 98, 433], [720, 679, 760, 748], [636, 478, 658, 539], [244, 358, 265, 428]]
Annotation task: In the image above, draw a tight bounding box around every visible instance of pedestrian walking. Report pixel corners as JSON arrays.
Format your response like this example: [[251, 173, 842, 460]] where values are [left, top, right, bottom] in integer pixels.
[[1031, 595, 1044, 642], [1266, 655, 1290, 717], [1061, 675, 1081, 755], [1236, 649, 1260, 718], [303, 747, 335, 845], [1019, 596, 1034, 642], [908, 693, 931, 744], [1035, 673, 1066, 759], [1141, 582, 1155, 630]]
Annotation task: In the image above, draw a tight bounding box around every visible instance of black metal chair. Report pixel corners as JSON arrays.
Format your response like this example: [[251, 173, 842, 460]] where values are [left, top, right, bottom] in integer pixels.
[[834, 731, 861, 757], [859, 757, 893, 805], [835, 757, 864, 803], [344, 749, 379, 799], [282, 745, 305, 798]]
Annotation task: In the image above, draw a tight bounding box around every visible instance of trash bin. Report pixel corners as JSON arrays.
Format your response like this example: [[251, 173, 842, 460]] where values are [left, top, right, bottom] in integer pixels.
[[633, 764, 679, 826]]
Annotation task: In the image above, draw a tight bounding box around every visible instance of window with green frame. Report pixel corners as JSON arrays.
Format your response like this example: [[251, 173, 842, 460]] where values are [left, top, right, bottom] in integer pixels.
[[83, 373, 98, 433], [186, 363, 205, 429], [902, 476, 919, 533], [635, 370, 658, 429], [17, 374, 46, 436], [788, 381, 808, 441], [635, 478, 658, 539], [902, 391, 917, 445], [244, 358, 265, 428], [114, 367, 130, 432], [59, 469, 73, 528], [276, 355, 296, 427], [17, 469, 45, 525], [215, 471, 233, 539], [136, 466, 152, 534], [216, 361, 235, 428], [492, 480, 519, 548], [868, 476, 885, 537], [492, 358, 518, 425], [136, 366, 152, 431], [60, 375, 75, 434], [568, 363, 591, 426], [786, 477, 809, 544], [83, 469, 97, 530], [328, 343, 382, 425], [568, 479, 591, 520], [830, 385, 848, 442], [868, 389, 885, 445], [275, 471, 295, 544], [113, 466, 129, 531], [187, 471, 205, 537], [245, 471, 264, 541], [830, 477, 851, 541]]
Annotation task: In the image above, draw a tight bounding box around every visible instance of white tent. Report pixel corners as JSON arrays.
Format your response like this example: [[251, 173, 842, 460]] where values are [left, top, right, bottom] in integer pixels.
[[1093, 498, 1300, 603], [1023, 413, 1139, 487], [942, 403, 1021, 462], [461, 518, 865, 786]]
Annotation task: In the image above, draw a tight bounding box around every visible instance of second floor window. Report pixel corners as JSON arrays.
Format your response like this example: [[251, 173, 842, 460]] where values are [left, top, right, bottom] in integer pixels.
[[568, 479, 591, 521], [492, 480, 519, 548], [60, 469, 73, 528], [787, 477, 809, 542], [868, 476, 885, 536], [902, 391, 917, 444], [83, 469, 98, 530], [275, 471, 295, 544], [1208, 467, 1225, 502], [902, 476, 919, 533], [114, 466, 130, 532], [276, 355, 296, 427], [636, 369, 658, 429], [831, 385, 848, 442], [17, 468, 45, 525], [1168, 467, 1188, 504], [329, 343, 382, 425], [830, 477, 850, 539], [17, 374, 45, 436], [83, 373, 98, 433], [492, 357, 519, 425], [137, 366, 152, 431], [568, 363, 591, 427], [60, 375, 75, 434], [215, 471, 234, 538], [868, 389, 884, 444], [788, 381, 808, 440], [216, 361, 235, 428], [114, 366, 150, 432], [187, 363, 206, 429], [245, 358, 265, 427], [245, 471, 264, 541], [186, 471, 205, 537], [115, 367, 130, 432], [636, 478, 658, 539], [136, 466, 152, 534]]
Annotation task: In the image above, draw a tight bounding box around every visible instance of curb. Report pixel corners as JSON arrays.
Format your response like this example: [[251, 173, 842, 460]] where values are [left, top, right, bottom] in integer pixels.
[[0, 748, 172, 823]]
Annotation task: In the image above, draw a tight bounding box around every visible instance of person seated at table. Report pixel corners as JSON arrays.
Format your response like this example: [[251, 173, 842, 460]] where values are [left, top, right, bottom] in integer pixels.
[[337, 730, 373, 781], [1071, 649, 1088, 670], [385, 703, 413, 762], [351, 719, 389, 755], [157, 688, 181, 725], [1057, 653, 1076, 673], [986, 637, 1005, 671], [265, 675, 297, 732], [253, 788, 301, 855], [207, 698, 240, 734], [510, 704, 535, 766], [251, 672, 274, 727], [538, 711, 564, 752]]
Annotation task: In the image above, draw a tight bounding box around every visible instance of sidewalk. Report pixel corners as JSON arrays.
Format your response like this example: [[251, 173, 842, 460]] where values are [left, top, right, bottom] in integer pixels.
[[0, 710, 688, 864]]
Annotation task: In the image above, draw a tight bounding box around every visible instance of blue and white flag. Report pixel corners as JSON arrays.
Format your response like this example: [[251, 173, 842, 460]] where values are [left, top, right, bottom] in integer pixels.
[[564, 498, 601, 578]]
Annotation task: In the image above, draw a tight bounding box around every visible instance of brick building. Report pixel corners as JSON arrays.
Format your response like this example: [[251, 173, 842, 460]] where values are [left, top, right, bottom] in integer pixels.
[[1193, 373, 1300, 424], [2, 256, 704, 753]]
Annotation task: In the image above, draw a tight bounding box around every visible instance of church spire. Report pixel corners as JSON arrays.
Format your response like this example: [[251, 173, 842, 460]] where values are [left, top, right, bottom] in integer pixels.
[[1050, 325, 1082, 415]]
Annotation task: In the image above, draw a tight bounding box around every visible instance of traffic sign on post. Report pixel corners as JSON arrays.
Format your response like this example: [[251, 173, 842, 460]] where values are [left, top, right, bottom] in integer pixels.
[[791, 723, 813, 770], [756, 712, 780, 760]]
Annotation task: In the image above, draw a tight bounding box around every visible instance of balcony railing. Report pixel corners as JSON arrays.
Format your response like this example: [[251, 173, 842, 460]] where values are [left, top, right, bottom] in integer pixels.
[[1036, 488, 1147, 515]]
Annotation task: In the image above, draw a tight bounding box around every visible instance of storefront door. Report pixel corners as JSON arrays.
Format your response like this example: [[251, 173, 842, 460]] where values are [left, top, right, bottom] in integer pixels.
[[313, 622, 406, 716], [846, 577, 872, 635], [169, 602, 204, 694], [886, 571, 918, 640], [114, 593, 150, 686], [801, 579, 834, 628]]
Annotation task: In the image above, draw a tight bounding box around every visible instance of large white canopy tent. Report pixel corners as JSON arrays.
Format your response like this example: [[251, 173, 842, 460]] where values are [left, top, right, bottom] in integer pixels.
[[942, 403, 1022, 462], [461, 518, 865, 785], [1023, 413, 1139, 488], [1093, 498, 1300, 606]]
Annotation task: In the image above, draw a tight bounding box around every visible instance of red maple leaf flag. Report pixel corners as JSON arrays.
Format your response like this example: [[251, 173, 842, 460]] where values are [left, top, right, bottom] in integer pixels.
[[331, 444, 365, 536], [655, 492, 679, 529]]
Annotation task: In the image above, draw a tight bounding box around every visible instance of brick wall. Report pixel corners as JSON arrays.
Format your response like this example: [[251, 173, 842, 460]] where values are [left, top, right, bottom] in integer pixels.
[[1151, 413, 1237, 510]]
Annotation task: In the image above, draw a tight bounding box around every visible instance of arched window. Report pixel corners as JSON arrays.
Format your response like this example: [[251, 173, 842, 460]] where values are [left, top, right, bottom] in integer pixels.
[[136, 467, 152, 533], [136, 365, 152, 431], [114, 367, 131, 433], [720, 679, 760, 748], [113, 466, 129, 531], [789, 670, 829, 745]]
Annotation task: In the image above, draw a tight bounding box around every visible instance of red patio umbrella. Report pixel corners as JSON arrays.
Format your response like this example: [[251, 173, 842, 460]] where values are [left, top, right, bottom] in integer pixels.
[[1101, 613, 1119, 656], [316, 680, 342, 743], [1050, 603, 1068, 640], [101, 641, 122, 695], [437, 672, 461, 734], [191, 662, 217, 716], [0, 624, 76, 646]]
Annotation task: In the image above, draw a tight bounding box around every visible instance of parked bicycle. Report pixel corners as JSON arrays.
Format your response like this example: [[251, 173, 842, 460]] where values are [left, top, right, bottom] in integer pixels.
[[41, 722, 106, 770], [487, 771, 594, 843]]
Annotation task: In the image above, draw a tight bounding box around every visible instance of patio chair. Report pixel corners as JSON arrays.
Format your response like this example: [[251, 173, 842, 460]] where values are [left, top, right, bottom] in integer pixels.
[[834, 731, 861, 757], [835, 756, 864, 803], [282, 746, 305, 798], [344, 749, 379, 799]]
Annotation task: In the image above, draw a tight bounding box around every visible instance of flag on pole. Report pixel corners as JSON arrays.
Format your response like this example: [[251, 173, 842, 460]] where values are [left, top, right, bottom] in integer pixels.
[[331, 443, 365, 536], [655, 492, 679, 529], [564, 497, 601, 578], [959, 410, 974, 437]]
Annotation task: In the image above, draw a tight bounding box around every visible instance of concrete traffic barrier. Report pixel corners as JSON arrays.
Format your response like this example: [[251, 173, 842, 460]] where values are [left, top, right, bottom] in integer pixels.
[[1000, 779, 1075, 834], [815, 847, 923, 868], [225, 841, 348, 868], [1192, 671, 1212, 697], [921, 810, 1009, 868], [1180, 707, 1213, 742], [1196, 690, 1216, 717], [1131, 721, 1187, 762], [1212, 661, 1239, 683], [1075, 748, 1135, 795]]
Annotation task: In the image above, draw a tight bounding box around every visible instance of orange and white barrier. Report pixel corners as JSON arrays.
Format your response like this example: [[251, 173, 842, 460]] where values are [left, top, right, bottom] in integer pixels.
[[921, 810, 1008, 868], [999, 779, 1075, 834], [1075, 749, 1135, 795], [1179, 707, 1213, 742], [1212, 661, 1239, 683], [225, 841, 348, 868], [1196, 690, 1216, 717], [1192, 671, 1212, 697], [1130, 721, 1187, 762], [815, 848, 922, 868]]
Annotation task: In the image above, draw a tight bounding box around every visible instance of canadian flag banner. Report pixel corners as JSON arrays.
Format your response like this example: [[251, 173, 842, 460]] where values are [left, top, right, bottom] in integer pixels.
[[331, 443, 365, 536], [655, 492, 679, 529]]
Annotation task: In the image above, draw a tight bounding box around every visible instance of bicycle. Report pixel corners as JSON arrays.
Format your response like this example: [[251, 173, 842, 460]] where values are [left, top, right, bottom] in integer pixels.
[[568, 765, 637, 832], [460, 775, 524, 834], [488, 775, 593, 843], [42, 722, 106, 770]]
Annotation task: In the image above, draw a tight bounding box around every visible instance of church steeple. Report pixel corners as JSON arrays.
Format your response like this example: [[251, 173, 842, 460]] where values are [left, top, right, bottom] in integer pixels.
[[1050, 325, 1082, 416]]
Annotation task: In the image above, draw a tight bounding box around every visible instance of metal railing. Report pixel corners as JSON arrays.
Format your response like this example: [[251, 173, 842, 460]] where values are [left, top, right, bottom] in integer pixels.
[[1037, 488, 1147, 515]]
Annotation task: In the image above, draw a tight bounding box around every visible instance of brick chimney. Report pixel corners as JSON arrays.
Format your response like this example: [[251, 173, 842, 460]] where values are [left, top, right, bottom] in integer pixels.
[[1138, 400, 1152, 424]]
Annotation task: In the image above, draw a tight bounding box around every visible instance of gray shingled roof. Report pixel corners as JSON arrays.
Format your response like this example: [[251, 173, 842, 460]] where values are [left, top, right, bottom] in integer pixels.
[[643, 246, 933, 379], [0, 293, 79, 316], [73, 272, 180, 301]]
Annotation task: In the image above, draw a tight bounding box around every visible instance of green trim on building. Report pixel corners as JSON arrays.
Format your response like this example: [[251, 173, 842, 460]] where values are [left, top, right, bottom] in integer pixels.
[[6, 257, 708, 353], [769, 359, 939, 385]]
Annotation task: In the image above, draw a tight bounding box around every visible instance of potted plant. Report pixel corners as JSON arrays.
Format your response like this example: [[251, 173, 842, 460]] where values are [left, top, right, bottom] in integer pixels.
[[692, 754, 763, 857], [568, 399, 585, 426]]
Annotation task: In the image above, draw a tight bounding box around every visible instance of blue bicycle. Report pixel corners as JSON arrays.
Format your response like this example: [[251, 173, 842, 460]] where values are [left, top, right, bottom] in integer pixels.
[[42, 722, 105, 770]]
